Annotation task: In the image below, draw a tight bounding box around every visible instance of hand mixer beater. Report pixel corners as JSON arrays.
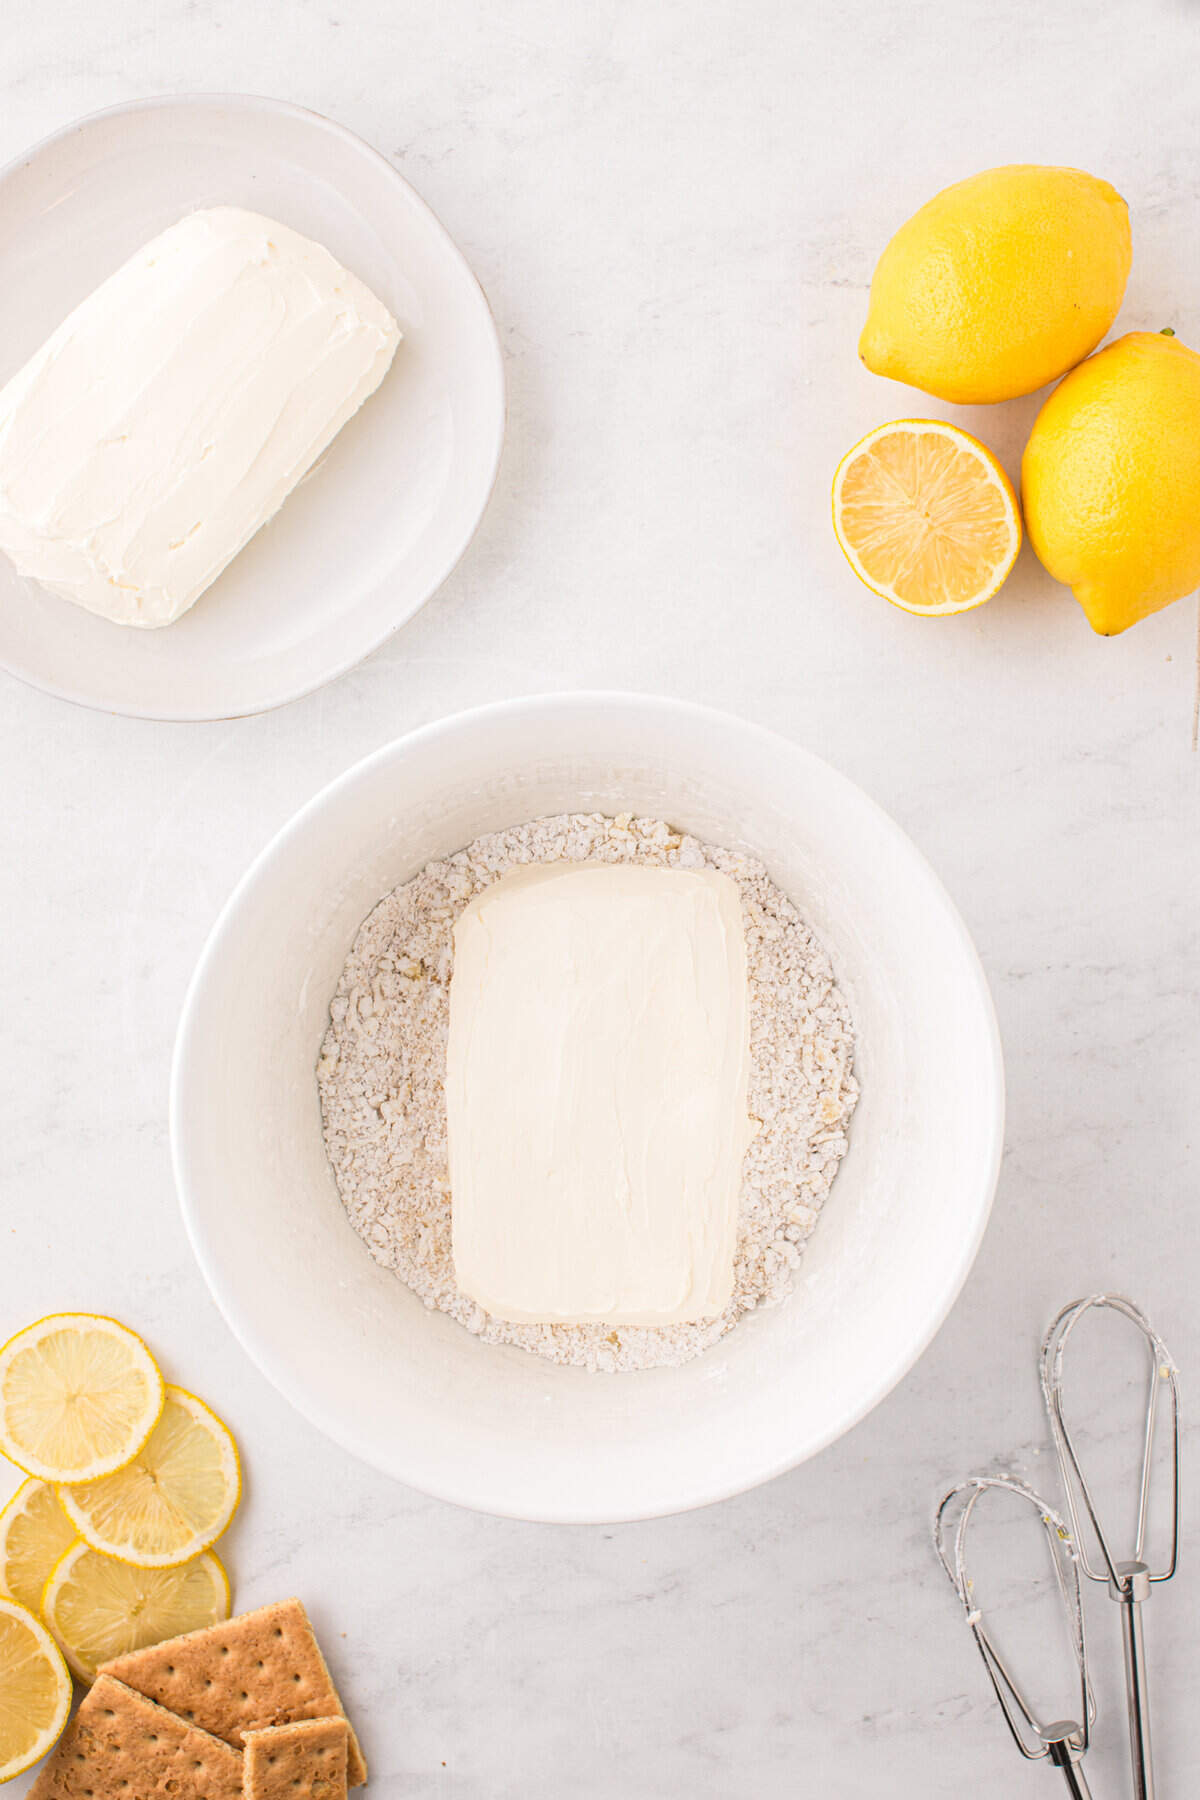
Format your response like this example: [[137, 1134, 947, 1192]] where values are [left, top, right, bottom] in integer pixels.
[[935, 1474, 1096, 1797], [1040, 1295, 1179, 1800], [936, 1294, 1179, 1797]]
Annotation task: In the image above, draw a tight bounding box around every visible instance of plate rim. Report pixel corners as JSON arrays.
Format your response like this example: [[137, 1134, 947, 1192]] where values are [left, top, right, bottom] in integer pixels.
[[0, 91, 506, 722]]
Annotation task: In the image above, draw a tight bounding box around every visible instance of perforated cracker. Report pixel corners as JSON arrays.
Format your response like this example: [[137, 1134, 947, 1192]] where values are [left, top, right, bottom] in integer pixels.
[[245, 1716, 350, 1800], [28, 1673, 243, 1800], [100, 1597, 366, 1785]]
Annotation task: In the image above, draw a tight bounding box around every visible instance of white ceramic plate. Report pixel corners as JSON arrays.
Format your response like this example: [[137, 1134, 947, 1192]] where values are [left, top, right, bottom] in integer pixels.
[[0, 96, 504, 719], [173, 694, 1005, 1522]]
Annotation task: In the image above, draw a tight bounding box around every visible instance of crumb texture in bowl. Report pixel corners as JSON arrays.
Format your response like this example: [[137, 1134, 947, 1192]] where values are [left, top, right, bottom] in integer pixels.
[[317, 812, 857, 1369], [172, 695, 1003, 1521]]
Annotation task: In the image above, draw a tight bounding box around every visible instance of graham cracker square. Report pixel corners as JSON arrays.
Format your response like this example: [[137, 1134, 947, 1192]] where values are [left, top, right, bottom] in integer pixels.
[[28, 1673, 243, 1800], [100, 1597, 366, 1785], [244, 1716, 350, 1800]]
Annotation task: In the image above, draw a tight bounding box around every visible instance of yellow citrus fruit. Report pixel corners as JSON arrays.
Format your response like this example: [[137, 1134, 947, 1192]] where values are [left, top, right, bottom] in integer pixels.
[[1022, 331, 1200, 634], [860, 165, 1131, 403], [58, 1386, 240, 1570], [42, 1540, 229, 1682], [0, 1594, 72, 1781], [0, 1480, 77, 1617], [0, 1314, 164, 1485], [832, 420, 1021, 614]]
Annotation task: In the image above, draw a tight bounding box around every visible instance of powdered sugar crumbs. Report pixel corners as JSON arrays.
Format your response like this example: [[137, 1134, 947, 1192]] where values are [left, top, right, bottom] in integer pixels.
[[317, 813, 858, 1371]]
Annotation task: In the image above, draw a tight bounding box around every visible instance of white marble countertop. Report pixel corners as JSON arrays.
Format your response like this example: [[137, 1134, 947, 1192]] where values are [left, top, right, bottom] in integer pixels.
[[2, 2, 1198, 1794]]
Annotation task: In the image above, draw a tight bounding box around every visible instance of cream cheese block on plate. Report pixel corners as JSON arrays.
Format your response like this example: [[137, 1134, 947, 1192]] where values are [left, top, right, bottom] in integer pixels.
[[447, 861, 755, 1326], [0, 207, 399, 628]]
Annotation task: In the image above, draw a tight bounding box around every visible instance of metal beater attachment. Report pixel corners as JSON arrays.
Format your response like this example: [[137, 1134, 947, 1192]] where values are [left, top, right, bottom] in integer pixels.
[[934, 1475, 1095, 1797], [1041, 1295, 1180, 1800]]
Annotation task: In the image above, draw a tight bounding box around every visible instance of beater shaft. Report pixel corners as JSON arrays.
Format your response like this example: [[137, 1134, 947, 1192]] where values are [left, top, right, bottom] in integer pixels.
[[1114, 1562, 1154, 1800], [1047, 1730, 1095, 1800]]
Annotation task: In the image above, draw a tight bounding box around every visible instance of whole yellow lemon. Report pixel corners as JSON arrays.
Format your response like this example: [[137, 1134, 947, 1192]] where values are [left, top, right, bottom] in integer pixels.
[[860, 165, 1131, 404], [1022, 331, 1200, 635]]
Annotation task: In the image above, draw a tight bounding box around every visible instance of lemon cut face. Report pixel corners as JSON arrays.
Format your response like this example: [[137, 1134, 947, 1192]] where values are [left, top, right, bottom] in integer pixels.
[[0, 1479, 78, 1617], [0, 1595, 72, 1781], [0, 1314, 164, 1485], [59, 1387, 241, 1570], [833, 420, 1021, 614], [42, 1540, 230, 1682]]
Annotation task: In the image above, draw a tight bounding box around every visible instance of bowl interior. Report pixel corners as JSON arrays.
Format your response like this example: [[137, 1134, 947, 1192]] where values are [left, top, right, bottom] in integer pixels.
[[173, 697, 1002, 1520]]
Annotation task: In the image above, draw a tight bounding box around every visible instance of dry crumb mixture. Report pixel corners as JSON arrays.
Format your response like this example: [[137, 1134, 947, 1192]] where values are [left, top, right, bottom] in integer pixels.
[[317, 814, 858, 1371]]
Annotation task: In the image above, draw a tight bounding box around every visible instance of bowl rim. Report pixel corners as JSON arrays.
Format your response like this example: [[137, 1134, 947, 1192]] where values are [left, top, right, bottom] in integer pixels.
[[0, 91, 506, 722], [171, 690, 1005, 1519]]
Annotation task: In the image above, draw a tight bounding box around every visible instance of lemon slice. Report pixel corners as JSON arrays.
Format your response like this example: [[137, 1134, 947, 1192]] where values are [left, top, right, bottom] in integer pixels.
[[0, 1314, 164, 1484], [42, 1540, 229, 1682], [58, 1387, 240, 1570], [0, 1595, 72, 1781], [833, 420, 1022, 614], [0, 1479, 77, 1616]]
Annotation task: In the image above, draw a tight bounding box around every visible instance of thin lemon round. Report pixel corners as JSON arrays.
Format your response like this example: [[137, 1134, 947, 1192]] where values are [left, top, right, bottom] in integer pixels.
[[0, 1314, 164, 1485], [832, 419, 1021, 615], [0, 1480, 77, 1617], [0, 1595, 71, 1782], [58, 1387, 240, 1570], [42, 1540, 229, 1683]]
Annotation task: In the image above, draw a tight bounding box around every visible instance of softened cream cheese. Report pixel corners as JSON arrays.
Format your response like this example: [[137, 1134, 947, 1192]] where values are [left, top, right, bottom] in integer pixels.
[[447, 861, 755, 1326], [0, 207, 400, 628]]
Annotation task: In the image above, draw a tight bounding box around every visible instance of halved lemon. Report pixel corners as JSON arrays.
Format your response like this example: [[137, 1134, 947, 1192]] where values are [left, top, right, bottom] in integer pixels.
[[832, 419, 1022, 614], [58, 1387, 240, 1570], [0, 1594, 72, 1782], [42, 1540, 229, 1682], [0, 1480, 77, 1617], [0, 1314, 164, 1485]]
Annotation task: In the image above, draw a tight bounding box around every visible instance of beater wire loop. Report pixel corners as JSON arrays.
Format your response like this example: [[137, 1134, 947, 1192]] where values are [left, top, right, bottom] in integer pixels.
[[1040, 1294, 1180, 1590], [934, 1475, 1093, 1764]]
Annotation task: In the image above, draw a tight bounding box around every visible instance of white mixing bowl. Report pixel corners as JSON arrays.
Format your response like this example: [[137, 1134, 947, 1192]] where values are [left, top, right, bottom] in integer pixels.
[[172, 694, 1003, 1521]]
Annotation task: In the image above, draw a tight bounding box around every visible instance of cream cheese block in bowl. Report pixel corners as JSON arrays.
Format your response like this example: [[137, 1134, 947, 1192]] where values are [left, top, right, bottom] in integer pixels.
[[446, 862, 755, 1327], [171, 694, 1004, 1522]]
